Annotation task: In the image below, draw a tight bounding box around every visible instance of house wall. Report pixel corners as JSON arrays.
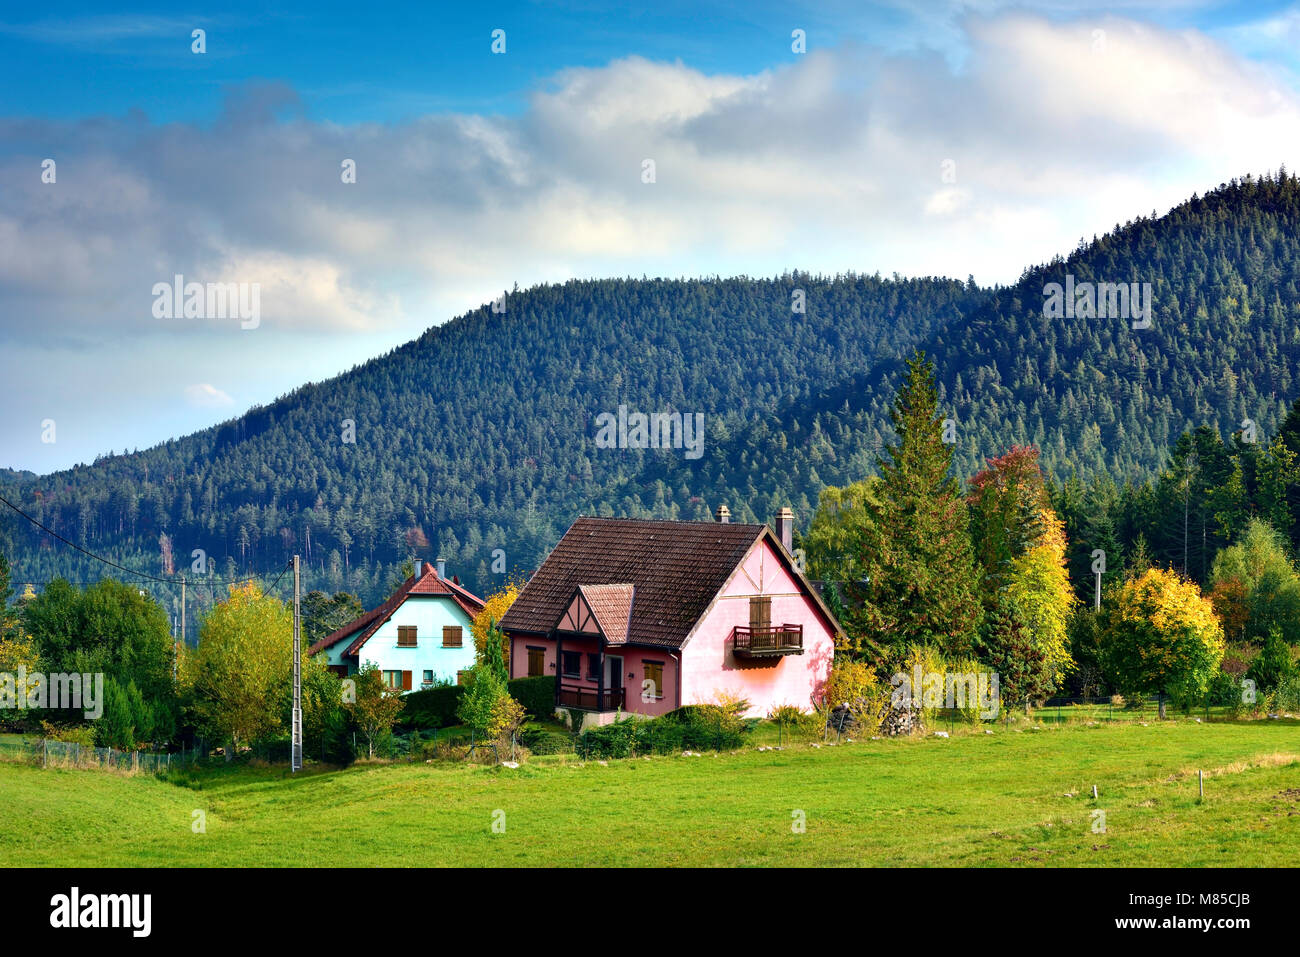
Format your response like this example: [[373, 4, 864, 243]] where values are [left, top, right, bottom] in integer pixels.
[[679, 538, 835, 717], [507, 633, 680, 717], [320, 633, 359, 670], [320, 596, 478, 690]]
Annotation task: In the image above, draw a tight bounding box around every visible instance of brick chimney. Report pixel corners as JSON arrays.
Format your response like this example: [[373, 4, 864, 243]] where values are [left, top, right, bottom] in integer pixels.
[[714, 504, 731, 524], [774, 507, 794, 555]]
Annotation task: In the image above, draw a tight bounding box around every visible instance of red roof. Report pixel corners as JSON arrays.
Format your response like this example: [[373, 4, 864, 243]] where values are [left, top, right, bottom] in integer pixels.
[[578, 583, 635, 644], [308, 563, 485, 658], [500, 517, 842, 648]]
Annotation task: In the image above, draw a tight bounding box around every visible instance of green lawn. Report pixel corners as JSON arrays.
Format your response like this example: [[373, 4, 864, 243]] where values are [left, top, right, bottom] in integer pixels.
[[2, 718, 1297, 867]]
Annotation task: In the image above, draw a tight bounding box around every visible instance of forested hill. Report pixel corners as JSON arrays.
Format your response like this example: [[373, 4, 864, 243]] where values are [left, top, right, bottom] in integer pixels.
[[1, 272, 978, 611], [5, 171, 1300, 614]]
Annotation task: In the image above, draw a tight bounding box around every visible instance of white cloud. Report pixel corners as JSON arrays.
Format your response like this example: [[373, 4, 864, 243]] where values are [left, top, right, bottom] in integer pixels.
[[4, 10, 1300, 468], [4, 15, 1297, 348], [184, 383, 234, 408]]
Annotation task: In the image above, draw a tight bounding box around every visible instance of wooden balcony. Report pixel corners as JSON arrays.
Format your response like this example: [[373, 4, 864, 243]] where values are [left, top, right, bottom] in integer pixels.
[[558, 684, 626, 712], [732, 624, 803, 659]]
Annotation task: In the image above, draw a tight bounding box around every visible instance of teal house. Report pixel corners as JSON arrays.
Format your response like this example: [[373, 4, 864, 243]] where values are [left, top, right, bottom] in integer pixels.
[[308, 559, 485, 691]]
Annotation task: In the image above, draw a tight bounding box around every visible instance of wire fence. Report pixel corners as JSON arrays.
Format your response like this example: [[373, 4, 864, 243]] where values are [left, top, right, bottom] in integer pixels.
[[0, 736, 203, 774]]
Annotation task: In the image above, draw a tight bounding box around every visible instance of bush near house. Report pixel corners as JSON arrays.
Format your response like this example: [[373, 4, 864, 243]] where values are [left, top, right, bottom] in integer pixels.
[[507, 675, 556, 718], [399, 684, 465, 730], [579, 703, 756, 759], [518, 724, 572, 754], [399, 675, 556, 731]]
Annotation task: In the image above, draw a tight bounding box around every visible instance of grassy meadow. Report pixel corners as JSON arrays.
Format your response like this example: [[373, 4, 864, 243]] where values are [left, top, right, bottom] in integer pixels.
[[2, 716, 1298, 868]]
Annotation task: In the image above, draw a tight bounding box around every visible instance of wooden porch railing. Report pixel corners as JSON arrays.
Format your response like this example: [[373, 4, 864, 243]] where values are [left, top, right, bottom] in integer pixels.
[[732, 624, 803, 657], [558, 684, 626, 712]]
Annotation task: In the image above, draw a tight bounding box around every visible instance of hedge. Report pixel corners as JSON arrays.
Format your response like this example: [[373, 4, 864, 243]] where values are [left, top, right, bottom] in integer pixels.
[[398, 675, 556, 730], [507, 675, 557, 718], [398, 684, 465, 730], [578, 705, 755, 759]]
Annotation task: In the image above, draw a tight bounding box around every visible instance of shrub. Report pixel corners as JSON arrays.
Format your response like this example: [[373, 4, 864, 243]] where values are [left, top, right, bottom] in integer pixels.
[[1246, 630, 1297, 692], [39, 721, 95, 747], [580, 716, 647, 759], [488, 695, 526, 742], [519, 725, 572, 755], [576, 702, 757, 759], [1275, 675, 1300, 712], [768, 704, 821, 739], [399, 683, 466, 730], [507, 675, 556, 718], [821, 658, 888, 735], [457, 665, 506, 735]]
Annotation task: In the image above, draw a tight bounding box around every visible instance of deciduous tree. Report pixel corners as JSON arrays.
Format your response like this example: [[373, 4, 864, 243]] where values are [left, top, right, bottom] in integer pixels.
[[1099, 568, 1224, 705]]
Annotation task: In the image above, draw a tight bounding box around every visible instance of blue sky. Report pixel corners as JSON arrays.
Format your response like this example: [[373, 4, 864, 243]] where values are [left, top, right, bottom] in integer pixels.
[[4, 1, 1300, 472], [5, 2, 1298, 125]]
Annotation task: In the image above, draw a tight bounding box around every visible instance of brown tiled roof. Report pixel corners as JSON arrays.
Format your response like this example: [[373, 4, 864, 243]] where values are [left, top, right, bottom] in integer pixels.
[[501, 517, 837, 648], [578, 583, 635, 644], [307, 563, 485, 658]]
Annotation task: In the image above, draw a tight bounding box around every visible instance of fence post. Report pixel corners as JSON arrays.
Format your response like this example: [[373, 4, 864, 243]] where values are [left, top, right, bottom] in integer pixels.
[[42, 739, 47, 768]]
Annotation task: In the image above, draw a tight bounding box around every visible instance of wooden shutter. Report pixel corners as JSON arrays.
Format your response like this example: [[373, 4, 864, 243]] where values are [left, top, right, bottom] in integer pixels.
[[749, 596, 771, 631], [443, 625, 463, 648], [402, 671, 412, 691], [644, 661, 664, 699], [527, 647, 544, 677]]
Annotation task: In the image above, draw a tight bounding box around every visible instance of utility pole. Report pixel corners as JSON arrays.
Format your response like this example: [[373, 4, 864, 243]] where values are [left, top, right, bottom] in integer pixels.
[[292, 556, 303, 772], [181, 575, 186, 648], [1091, 549, 1106, 612]]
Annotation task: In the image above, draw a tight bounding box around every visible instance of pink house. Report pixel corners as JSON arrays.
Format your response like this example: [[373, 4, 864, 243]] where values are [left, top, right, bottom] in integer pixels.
[[500, 509, 839, 724]]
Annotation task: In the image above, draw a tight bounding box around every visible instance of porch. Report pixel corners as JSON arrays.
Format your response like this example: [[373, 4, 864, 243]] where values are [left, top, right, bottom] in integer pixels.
[[557, 684, 627, 712], [731, 623, 803, 659]]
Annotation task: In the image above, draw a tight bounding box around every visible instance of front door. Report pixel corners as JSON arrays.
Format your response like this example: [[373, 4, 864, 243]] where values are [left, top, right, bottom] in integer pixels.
[[605, 655, 624, 708]]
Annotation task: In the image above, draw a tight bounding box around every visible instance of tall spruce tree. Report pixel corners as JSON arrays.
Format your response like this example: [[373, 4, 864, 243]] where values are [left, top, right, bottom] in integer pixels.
[[842, 352, 982, 660]]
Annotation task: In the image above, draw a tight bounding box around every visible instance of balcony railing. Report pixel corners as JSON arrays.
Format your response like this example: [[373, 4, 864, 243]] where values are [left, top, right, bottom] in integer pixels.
[[558, 684, 626, 712], [732, 624, 803, 659]]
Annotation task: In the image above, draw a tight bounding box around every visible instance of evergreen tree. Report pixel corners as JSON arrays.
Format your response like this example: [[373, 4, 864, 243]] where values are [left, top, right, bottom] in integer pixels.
[[842, 352, 982, 659], [94, 678, 135, 751]]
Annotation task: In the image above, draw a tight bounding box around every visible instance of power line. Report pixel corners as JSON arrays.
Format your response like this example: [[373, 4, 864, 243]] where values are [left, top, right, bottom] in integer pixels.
[[10, 568, 294, 590], [0, 490, 287, 587]]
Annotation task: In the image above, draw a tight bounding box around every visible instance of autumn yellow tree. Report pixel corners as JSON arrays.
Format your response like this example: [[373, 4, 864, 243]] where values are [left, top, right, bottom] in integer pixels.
[[1099, 568, 1224, 706], [473, 582, 519, 666], [181, 582, 291, 759], [969, 446, 1075, 689], [1005, 509, 1076, 685], [0, 631, 40, 676]]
